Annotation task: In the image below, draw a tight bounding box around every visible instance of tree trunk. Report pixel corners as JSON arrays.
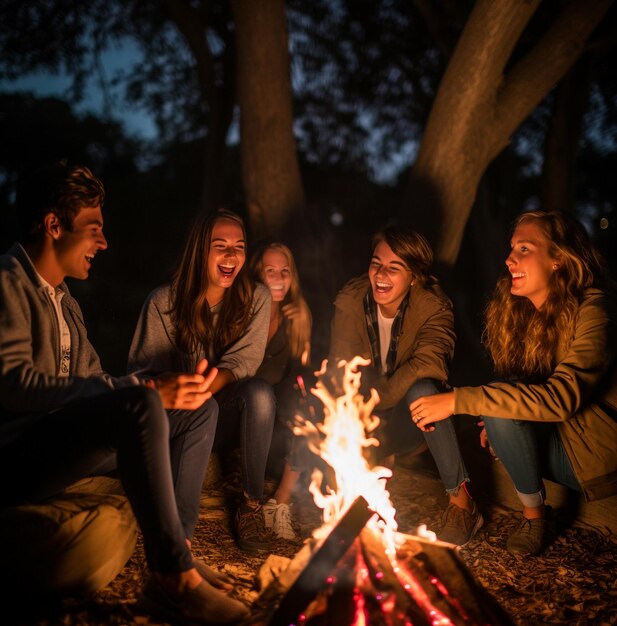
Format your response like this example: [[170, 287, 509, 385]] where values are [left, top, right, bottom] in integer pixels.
[[166, 0, 235, 212], [406, 0, 614, 267], [540, 57, 591, 215], [230, 0, 305, 239]]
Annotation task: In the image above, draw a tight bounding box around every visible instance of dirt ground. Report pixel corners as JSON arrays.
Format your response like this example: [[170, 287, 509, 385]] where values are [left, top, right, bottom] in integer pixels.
[[6, 454, 617, 626]]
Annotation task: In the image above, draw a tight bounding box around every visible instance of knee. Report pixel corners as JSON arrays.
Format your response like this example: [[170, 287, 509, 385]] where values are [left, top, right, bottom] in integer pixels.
[[482, 415, 523, 441], [238, 378, 276, 422], [405, 378, 442, 404], [121, 385, 168, 436]]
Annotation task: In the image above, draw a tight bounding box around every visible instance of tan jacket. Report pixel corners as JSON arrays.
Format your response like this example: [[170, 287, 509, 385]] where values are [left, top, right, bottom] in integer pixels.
[[328, 276, 455, 411], [455, 288, 617, 501]]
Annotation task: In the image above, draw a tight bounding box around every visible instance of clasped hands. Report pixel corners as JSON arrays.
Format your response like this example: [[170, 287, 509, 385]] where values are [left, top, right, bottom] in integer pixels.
[[147, 359, 218, 410]]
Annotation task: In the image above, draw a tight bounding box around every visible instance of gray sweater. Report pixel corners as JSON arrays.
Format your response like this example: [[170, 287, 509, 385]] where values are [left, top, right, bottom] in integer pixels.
[[128, 283, 271, 380], [0, 244, 136, 445]]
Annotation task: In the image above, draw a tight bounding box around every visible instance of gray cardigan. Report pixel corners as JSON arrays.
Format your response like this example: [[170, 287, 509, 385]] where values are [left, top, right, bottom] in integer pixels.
[[128, 282, 271, 380], [0, 244, 135, 445]]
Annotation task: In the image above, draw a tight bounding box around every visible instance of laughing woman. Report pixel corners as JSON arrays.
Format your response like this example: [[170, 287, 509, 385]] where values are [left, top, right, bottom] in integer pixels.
[[411, 210, 617, 555], [249, 242, 313, 541], [128, 209, 276, 553]]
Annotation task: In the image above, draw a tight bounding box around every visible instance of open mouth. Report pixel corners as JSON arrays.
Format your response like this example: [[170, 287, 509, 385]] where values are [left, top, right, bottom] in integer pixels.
[[373, 281, 392, 294], [511, 272, 525, 282], [217, 264, 236, 277], [85, 254, 94, 265]]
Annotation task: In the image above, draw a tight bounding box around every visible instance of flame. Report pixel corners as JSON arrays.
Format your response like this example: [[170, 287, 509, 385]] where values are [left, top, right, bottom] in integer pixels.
[[295, 356, 454, 626], [294, 356, 397, 551]]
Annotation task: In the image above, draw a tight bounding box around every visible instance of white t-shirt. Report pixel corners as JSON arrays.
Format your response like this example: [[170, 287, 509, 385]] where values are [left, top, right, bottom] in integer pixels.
[[377, 306, 395, 375]]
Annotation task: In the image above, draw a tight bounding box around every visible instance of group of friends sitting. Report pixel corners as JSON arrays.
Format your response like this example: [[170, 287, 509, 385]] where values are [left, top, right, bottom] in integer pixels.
[[0, 161, 615, 624]]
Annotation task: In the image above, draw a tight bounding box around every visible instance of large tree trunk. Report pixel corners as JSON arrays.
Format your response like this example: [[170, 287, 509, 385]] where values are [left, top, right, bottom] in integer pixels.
[[406, 0, 614, 267], [230, 0, 305, 239]]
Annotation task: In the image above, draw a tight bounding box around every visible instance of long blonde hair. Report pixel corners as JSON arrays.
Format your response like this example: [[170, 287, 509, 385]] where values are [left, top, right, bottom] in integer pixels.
[[170, 209, 255, 359], [250, 242, 312, 362], [483, 210, 606, 378]]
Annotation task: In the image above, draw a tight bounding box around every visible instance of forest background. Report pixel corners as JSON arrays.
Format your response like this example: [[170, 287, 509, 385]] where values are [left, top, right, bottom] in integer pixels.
[[1, 0, 616, 387]]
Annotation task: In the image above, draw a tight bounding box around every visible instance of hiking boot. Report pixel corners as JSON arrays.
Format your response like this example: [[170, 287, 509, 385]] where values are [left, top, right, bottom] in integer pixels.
[[234, 498, 272, 553], [437, 502, 483, 545], [138, 575, 248, 625], [506, 508, 556, 555]]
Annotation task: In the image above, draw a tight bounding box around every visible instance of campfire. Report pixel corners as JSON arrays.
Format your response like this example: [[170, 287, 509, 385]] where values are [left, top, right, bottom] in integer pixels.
[[249, 358, 513, 626]]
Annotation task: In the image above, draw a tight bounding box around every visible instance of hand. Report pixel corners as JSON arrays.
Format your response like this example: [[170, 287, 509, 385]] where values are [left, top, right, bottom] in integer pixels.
[[409, 391, 455, 432], [477, 420, 489, 448], [282, 302, 308, 323], [153, 359, 218, 410]]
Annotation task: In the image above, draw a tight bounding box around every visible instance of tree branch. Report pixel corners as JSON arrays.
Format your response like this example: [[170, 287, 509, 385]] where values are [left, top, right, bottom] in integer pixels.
[[165, 0, 215, 106], [495, 0, 614, 144]]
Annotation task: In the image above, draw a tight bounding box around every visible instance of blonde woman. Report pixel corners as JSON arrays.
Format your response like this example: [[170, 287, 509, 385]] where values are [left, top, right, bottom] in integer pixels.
[[250, 242, 312, 540], [411, 210, 617, 555]]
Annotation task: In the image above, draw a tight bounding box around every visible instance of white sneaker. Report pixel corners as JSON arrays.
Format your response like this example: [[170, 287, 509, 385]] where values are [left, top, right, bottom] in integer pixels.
[[262, 498, 277, 529], [272, 502, 298, 541]]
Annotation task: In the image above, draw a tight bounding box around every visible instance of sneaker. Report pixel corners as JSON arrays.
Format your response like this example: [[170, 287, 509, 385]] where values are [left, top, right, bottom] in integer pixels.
[[234, 498, 272, 553], [437, 502, 483, 545], [262, 498, 278, 530], [506, 508, 556, 555], [139, 574, 248, 624], [262, 499, 299, 541]]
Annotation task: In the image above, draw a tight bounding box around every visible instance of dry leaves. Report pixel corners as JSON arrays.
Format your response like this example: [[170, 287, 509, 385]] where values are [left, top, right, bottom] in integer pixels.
[[6, 462, 616, 625]]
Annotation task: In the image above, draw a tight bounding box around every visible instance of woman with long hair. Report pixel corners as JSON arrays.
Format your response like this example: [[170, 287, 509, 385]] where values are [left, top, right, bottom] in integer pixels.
[[410, 210, 617, 555], [128, 209, 276, 553], [249, 242, 313, 540]]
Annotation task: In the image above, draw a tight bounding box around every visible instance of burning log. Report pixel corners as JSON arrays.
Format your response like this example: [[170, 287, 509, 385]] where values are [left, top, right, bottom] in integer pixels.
[[249, 516, 514, 626], [248, 358, 514, 625]]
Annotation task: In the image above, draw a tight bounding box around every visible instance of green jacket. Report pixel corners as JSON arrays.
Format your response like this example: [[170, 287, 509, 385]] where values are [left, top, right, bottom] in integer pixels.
[[455, 288, 617, 501], [328, 275, 455, 411]]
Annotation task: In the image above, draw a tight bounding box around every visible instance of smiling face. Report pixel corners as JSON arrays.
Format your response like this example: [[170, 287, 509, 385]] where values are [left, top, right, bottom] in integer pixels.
[[506, 220, 557, 309], [368, 240, 413, 317], [51, 205, 108, 283], [205, 218, 246, 304], [260, 248, 291, 303]]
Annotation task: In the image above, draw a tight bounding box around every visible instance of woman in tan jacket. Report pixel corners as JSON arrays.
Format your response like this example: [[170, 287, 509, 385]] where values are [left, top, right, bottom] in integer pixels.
[[410, 210, 617, 556]]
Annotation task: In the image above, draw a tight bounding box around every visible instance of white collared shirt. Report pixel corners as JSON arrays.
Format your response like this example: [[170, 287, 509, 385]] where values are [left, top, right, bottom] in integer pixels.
[[37, 273, 71, 377]]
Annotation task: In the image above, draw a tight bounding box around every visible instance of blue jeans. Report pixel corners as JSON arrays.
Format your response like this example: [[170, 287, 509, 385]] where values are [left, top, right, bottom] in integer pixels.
[[483, 416, 580, 507], [214, 377, 276, 500], [379, 379, 469, 494], [0, 385, 218, 573]]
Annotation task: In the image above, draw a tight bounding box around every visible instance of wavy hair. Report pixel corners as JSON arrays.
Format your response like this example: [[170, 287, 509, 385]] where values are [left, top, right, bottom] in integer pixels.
[[250, 242, 312, 362], [484, 210, 607, 377], [170, 209, 255, 359], [17, 161, 105, 242]]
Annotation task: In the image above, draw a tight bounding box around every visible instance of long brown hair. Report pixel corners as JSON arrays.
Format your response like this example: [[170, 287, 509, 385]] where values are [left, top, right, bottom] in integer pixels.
[[483, 210, 607, 378], [250, 242, 312, 362], [170, 209, 255, 359]]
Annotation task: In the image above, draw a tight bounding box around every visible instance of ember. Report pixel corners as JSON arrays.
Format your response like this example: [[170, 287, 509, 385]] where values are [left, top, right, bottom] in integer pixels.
[[249, 358, 513, 626]]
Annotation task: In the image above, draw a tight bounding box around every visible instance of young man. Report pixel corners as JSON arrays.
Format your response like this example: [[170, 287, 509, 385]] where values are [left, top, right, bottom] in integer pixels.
[[0, 162, 248, 624], [327, 225, 482, 545]]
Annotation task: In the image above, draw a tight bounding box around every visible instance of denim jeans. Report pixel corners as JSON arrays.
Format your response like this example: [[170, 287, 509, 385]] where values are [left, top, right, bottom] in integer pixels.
[[483, 416, 580, 507], [214, 377, 276, 500], [0, 385, 218, 573], [379, 378, 469, 494]]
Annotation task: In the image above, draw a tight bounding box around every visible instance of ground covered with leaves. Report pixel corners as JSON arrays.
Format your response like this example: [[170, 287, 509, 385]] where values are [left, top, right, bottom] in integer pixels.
[[7, 457, 617, 626]]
